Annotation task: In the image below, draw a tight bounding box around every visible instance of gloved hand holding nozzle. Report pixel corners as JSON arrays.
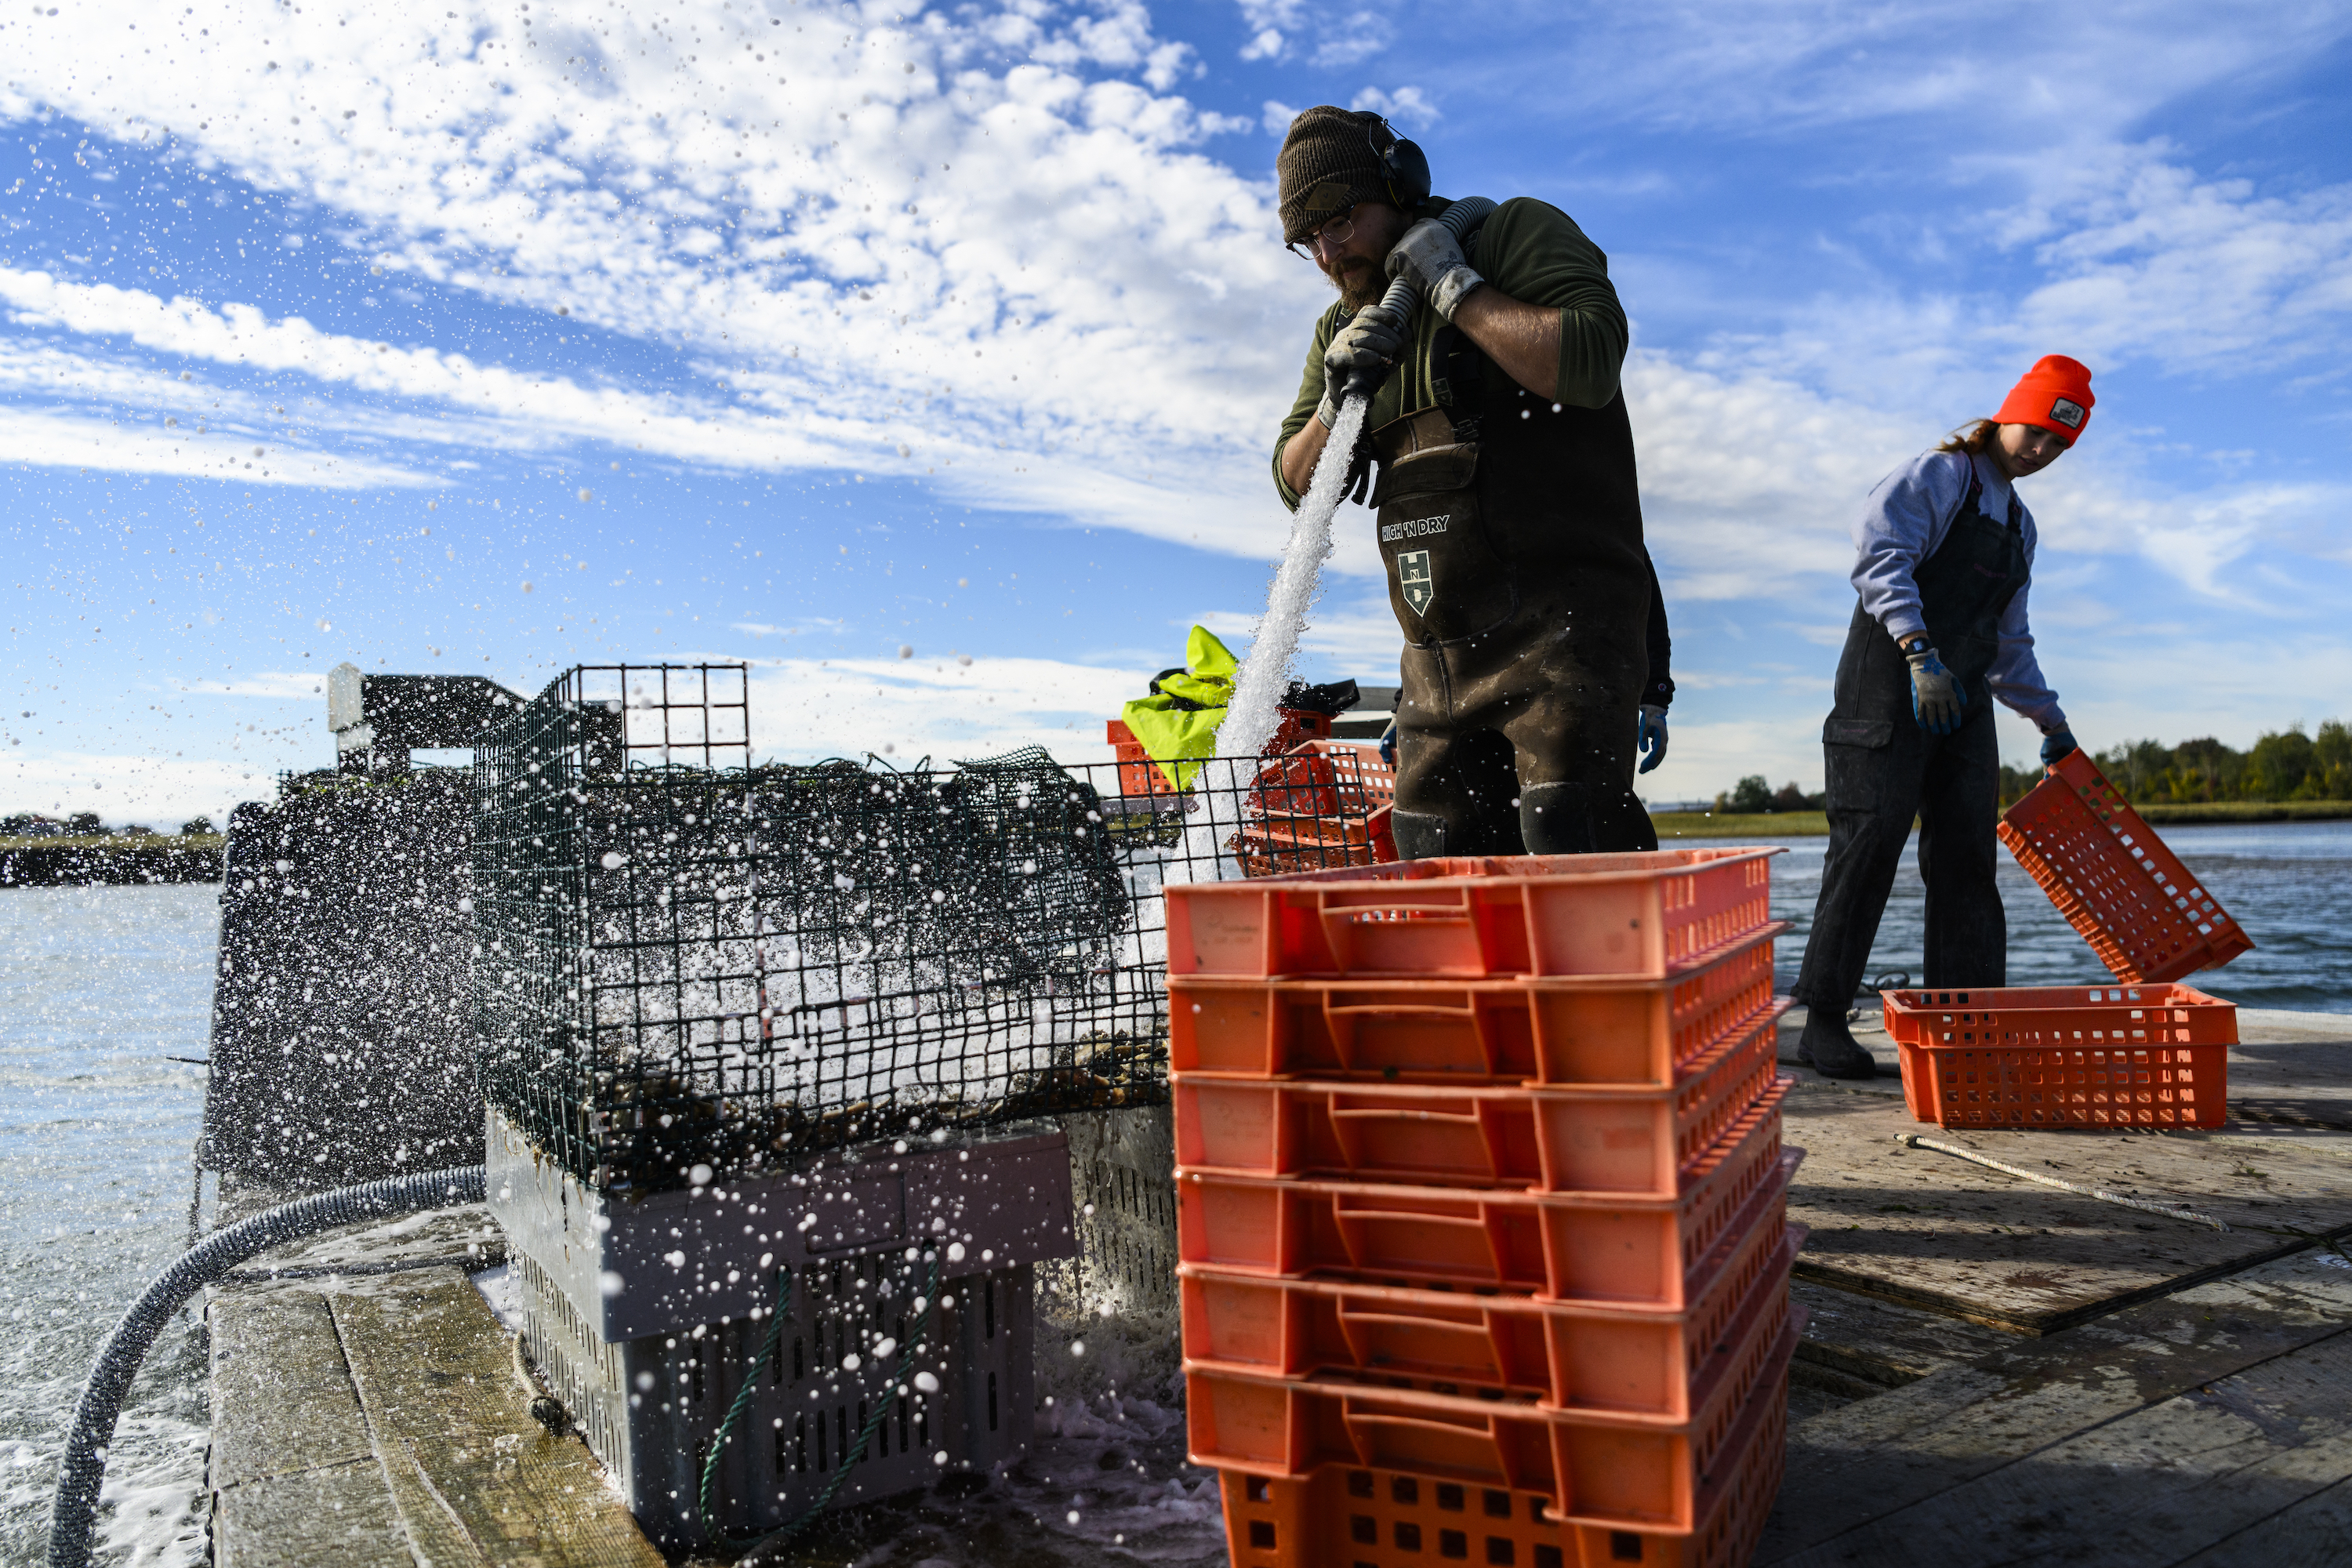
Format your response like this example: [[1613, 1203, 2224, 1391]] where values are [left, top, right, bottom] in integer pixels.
[[1904, 641, 1965, 733], [1317, 302, 1407, 425]]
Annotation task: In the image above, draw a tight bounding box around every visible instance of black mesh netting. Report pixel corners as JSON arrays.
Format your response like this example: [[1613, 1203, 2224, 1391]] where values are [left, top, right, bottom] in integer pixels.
[[472, 666, 1381, 1193]]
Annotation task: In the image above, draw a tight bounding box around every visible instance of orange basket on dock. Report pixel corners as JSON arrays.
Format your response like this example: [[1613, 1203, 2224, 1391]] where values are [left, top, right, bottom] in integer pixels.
[[1881, 983, 2234, 1130], [1998, 752, 2253, 982]]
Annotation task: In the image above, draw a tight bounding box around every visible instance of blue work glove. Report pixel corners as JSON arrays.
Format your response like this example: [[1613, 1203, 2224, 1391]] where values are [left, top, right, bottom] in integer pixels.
[[1635, 705, 1669, 774], [2041, 729, 2078, 768], [1378, 720, 1397, 768], [1904, 643, 1965, 734]]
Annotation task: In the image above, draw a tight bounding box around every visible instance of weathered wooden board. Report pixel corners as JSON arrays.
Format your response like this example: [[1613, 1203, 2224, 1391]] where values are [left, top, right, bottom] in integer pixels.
[[2176, 1472, 2352, 1566], [1790, 1277, 2020, 1392], [331, 1269, 666, 1568], [1759, 1247, 2352, 1564], [211, 1456, 412, 1568], [1769, 1308, 2352, 1566], [1784, 1083, 2352, 1332], [209, 1288, 377, 1489]]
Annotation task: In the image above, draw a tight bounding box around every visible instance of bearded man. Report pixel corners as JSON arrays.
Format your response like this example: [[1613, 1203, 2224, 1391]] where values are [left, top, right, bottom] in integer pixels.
[[1272, 106, 1675, 857]]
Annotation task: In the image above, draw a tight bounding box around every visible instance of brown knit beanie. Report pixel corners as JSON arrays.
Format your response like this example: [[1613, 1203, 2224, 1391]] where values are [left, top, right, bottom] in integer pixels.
[[1276, 106, 1389, 245]]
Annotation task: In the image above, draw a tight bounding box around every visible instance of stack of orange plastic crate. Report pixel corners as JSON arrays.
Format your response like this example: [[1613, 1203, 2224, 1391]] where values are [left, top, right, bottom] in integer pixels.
[[1166, 849, 1805, 1568]]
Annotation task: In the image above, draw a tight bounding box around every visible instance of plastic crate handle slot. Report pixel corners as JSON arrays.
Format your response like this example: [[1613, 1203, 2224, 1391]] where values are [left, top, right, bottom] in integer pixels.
[[1339, 1404, 1512, 1483], [1322, 991, 1498, 1073], [1330, 1200, 1503, 1283], [1327, 1105, 1497, 1181], [1332, 1301, 1508, 1385]]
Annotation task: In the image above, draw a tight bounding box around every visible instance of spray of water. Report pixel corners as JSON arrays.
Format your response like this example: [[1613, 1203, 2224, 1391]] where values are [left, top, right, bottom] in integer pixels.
[[1219, 394, 1370, 766], [1167, 395, 1373, 884]]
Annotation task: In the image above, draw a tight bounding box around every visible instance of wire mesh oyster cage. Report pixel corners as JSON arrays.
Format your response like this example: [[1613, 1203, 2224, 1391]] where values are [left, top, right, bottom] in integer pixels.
[[470, 664, 1377, 1195]]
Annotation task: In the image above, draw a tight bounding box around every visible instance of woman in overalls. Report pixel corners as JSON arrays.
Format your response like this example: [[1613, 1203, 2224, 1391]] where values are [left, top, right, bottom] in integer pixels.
[[1792, 356, 2092, 1078]]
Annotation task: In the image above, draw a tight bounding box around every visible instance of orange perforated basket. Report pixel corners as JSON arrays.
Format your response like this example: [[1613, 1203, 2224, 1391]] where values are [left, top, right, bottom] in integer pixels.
[[1998, 751, 2253, 982], [1178, 1093, 1800, 1309], [1172, 1007, 1790, 1195], [1197, 1304, 1801, 1552], [1168, 927, 1787, 1086], [1180, 1175, 1802, 1418], [1882, 983, 2234, 1130], [1210, 1339, 1791, 1568], [1167, 847, 1782, 982]]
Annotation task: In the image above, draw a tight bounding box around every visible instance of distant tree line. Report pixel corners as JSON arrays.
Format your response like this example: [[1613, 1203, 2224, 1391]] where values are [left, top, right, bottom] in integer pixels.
[[1, 812, 215, 839], [1717, 721, 2352, 814]]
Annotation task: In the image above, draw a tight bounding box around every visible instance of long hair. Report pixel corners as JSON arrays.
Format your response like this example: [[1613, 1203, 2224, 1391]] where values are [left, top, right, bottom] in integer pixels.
[[1936, 418, 1999, 456]]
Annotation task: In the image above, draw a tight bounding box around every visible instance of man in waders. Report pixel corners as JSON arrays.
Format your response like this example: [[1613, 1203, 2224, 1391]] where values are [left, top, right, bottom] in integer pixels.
[[1791, 356, 2092, 1078], [1269, 106, 1675, 857]]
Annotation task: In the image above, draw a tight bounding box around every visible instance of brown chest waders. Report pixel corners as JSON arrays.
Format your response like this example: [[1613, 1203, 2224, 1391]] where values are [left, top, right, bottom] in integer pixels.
[[1370, 329, 1655, 859], [1794, 466, 2030, 1014]]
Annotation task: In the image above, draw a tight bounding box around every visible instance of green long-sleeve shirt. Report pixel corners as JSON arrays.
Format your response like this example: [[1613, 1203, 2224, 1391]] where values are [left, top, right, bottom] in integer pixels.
[[1271, 194, 1630, 510]]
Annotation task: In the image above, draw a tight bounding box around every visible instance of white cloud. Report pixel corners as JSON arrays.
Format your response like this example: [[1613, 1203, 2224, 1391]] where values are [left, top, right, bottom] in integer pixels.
[[736, 652, 1146, 764], [0, 0, 1324, 526], [1349, 86, 1439, 130], [2001, 147, 2352, 376], [0, 748, 275, 824]]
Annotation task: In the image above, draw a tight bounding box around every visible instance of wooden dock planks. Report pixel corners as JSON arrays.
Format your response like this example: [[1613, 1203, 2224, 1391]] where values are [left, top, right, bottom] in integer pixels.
[[1782, 1081, 2352, 1332], [1760, 1247, 2352, 1566], [206, 1207, 662, 1568]]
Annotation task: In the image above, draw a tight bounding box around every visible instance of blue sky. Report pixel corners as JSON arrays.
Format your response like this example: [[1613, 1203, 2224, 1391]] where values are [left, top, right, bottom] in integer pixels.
[[4, 0, 2349, 824]]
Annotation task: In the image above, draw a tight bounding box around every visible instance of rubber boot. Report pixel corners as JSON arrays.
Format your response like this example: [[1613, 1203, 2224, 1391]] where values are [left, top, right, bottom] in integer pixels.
[[1796, 1007, 1880, 1079], [1389, 808, 1447, 862]]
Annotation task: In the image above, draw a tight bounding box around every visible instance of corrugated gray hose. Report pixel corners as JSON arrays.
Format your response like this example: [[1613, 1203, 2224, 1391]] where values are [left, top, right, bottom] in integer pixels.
[[47, 1164, 487, 1568], [1341, 195, 1499, 401]]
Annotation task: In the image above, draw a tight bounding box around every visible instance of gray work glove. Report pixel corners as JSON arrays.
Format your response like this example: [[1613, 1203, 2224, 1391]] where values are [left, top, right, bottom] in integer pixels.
[[1319, 303, 1407, 421], [1384, 218, 1485, 321], [1635, 705, 1669, 773], [1905, 643, 1966, 734]]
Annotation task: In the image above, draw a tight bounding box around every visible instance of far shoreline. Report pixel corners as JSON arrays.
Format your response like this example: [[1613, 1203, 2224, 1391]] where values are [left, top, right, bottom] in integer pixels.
[[1651, 800, 2352, 838]]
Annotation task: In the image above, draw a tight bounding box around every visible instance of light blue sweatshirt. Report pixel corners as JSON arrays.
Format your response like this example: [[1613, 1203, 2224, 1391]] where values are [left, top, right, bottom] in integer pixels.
[[1852, 448, 2067, 733]]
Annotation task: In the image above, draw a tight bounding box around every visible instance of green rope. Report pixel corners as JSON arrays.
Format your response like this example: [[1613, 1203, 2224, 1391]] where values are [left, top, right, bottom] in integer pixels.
[[698, 1253, 946, 1559]]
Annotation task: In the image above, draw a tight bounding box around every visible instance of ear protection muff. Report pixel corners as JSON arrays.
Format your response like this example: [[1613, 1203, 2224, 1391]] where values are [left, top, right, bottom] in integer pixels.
[[1366, 114, 1431, 209]]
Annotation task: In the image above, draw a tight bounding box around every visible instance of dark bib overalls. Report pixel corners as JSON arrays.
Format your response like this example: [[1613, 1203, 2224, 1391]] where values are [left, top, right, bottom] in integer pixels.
[[1368, 319, 1656, 858], [1792, 461, 2027, 1013]]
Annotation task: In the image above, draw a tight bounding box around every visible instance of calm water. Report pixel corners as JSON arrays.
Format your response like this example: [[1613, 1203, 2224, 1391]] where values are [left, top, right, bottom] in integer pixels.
[[1764, 820, 2352, 1008], [3, 822, 2348, 1560]]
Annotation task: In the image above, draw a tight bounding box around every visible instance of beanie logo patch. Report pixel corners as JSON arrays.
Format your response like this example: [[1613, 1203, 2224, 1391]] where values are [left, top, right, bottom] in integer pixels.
[[1302, 178, 1357, 223], [2049, 397, 2085, 430]]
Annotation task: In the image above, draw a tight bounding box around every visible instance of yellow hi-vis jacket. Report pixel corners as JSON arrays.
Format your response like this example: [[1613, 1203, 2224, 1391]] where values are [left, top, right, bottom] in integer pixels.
[[1119, 626, 1238, 789]]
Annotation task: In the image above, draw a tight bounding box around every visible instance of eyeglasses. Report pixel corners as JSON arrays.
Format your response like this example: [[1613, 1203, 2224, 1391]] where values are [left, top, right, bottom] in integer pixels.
[[1288, 207, 1359, 261]]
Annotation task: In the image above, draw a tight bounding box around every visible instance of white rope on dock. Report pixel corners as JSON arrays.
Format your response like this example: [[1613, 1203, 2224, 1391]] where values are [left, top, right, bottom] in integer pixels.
[[1892, 1132, 2233, 1232]]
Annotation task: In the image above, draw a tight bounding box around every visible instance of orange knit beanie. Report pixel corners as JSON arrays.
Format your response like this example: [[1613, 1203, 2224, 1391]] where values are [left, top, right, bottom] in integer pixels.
[[1994, 355, 2095, 445]]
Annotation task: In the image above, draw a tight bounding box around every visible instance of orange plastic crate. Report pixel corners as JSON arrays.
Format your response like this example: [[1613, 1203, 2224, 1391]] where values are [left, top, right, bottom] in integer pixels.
[[1998, 751, 2253, 982], [1189, 1301, 1799, 1535], [1212, 1331, 1791, 1568], [1247, 739, 1398, 817], [1166, 847, 1781, 981], [1882, 983, 2234, 1130], [1168, 927, 1786, 1086], [1178, 1092, 1798, 1308], [1107, 712, 1335, 799], [1172, 1009, 1788, 1195], [1179, 1175, 1800, 1417]]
